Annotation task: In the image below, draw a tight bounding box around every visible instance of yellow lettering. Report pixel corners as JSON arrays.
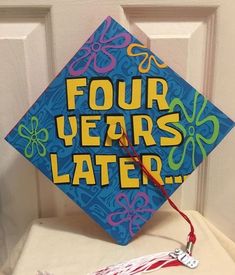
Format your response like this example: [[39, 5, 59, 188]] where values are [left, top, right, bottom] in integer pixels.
[[147, 78, 169, 110], [73, 154, 95, 185], [66, 78, 87, 110], [132, 115, 156, 146], [119, 157, 139, 188], [95, 155, 117, 186], [81, 115, 101, 146], [105, 116, 128, 146], [89, 79, 113, 110], [56, 115, 77, 146], [50, 153, 70, 184], [157, 113, 183, 146], [118, 78, 141, 109], [142, 155, 163, 185]]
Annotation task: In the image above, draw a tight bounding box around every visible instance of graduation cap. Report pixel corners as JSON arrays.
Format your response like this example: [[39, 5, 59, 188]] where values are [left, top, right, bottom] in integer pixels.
[[5, 16, 234, 248]]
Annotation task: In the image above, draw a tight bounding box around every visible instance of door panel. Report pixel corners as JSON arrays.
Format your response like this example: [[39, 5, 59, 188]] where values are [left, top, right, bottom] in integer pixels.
[[122, 6, 216, 211], [0, 7, 52, 264]]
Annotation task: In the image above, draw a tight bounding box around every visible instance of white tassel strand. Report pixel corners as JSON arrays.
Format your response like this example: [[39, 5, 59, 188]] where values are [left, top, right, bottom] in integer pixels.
[[89, 251, 176, 275]]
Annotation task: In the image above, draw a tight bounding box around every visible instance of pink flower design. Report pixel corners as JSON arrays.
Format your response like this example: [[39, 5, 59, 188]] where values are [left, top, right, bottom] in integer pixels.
[[107, 192, 154, 237], [69, 16, 131, 76]]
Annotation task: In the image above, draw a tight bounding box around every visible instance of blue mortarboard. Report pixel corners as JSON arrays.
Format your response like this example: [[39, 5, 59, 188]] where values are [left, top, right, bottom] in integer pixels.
[[5, 16, 234, 245]]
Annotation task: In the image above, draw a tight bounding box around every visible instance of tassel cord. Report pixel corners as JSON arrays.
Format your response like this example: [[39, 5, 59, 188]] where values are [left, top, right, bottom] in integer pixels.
[[90, 130, 198, 274], [119, 131, 196, 246]]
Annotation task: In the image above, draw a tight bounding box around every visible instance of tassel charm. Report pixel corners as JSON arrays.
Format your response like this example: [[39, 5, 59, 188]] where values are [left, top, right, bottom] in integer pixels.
[[169, 249, 199, 269]]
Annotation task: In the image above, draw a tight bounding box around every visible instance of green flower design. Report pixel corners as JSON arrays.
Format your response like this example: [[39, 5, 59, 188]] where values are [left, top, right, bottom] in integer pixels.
[[18, 116, 49, 158], [168, 91, 219, 170]]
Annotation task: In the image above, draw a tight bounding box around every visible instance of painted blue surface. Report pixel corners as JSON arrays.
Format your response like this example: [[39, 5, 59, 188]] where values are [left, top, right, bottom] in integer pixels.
[[5, 17, 234, 245]]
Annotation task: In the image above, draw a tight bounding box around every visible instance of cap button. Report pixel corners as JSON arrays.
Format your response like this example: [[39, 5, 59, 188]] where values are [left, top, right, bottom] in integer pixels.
[[107, 123, 124, 140]]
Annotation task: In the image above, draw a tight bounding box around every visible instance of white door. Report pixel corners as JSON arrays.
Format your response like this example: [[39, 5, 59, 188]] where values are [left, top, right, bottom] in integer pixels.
[[0, 0, 234, 265]]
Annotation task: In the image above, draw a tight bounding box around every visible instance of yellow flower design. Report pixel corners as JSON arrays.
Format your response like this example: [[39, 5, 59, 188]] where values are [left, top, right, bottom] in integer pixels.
[[127, 43, 167, 73]]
